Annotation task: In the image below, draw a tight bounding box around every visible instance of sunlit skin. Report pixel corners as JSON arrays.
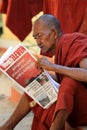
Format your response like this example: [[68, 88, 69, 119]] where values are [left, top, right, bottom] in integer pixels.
[[0, 14, 87, 130], [32, 19, 60, 56], [33, 19, 87, 83], [32, 17, 87, 130]]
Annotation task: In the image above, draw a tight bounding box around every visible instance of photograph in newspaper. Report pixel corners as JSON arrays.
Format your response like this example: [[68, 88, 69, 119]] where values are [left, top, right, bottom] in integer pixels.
[[25, 71, 59, 108], [0, 44, 59, 109]]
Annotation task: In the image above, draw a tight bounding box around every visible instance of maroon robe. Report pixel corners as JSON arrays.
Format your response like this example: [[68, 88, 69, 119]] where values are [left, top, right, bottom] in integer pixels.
[[0, 0, 43, 41], [43, 0, 59, 18], [54, 32, 87, 127], [57, 0, 87, 34], [25, 95, 56, 130], [27, 33, 87, 130], [43, 0, 87, 34]]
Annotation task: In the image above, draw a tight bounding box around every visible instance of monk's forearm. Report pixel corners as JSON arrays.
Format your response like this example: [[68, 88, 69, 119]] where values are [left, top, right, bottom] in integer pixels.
[[3, 93, 32, 129], [51, 64, 87, 82]]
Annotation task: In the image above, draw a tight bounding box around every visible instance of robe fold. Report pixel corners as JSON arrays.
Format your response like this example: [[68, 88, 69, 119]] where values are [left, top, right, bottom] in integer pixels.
[[0, 0, 43, 41], [43, 0, 87, 34], [26, 94, 56, 130], [54, 32, 87, 127], [57, 0, 87, 34], [27, 33, 87, 129], [43, 0, 59, 18], [1, 0, 87, 41]]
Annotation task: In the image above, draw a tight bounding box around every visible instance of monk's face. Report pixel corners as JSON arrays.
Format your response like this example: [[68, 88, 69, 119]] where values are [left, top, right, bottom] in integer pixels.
[[33, 20, 57, 55]]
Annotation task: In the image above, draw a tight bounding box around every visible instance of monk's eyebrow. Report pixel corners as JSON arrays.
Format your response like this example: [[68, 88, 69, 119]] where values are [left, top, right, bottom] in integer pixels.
[[33, 34, 35, 38], [33, 33, 39, 39], [33, 33, 38, 37]]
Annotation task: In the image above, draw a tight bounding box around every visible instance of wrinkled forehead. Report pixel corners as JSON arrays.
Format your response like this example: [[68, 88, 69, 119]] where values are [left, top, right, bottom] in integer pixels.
[[32, 20, 50, 35]]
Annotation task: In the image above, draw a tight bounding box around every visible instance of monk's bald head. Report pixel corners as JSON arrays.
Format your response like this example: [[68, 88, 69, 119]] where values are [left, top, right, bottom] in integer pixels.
[[34, 14, 62, 34]]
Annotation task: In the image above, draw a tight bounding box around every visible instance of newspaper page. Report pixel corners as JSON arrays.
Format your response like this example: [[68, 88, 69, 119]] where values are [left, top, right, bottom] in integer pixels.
[[0, 44, 59, 109]]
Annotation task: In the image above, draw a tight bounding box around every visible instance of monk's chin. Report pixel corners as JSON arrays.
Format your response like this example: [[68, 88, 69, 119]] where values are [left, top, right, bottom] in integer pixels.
[[41, 49, 47, 54], [41, 50, 54, 57]]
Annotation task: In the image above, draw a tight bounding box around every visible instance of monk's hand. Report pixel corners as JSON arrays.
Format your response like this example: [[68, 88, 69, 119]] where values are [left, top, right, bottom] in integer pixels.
[[36, 57, 53, 71]]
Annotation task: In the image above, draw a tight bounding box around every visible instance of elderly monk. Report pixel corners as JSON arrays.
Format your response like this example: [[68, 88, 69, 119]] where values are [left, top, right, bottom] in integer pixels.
[[0, 14, 87, 130]]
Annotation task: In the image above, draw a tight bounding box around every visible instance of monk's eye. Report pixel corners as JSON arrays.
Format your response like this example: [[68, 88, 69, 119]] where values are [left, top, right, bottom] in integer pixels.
[[37, 34, 43, 39], [33, 33, 44, 40]]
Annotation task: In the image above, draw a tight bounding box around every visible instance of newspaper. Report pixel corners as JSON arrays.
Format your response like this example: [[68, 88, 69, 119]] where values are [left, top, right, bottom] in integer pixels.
[[0, 44, 60, 109]]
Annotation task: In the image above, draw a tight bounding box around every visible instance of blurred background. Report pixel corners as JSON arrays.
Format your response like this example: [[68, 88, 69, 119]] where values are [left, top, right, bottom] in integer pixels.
[[0, 1, 87, 130]]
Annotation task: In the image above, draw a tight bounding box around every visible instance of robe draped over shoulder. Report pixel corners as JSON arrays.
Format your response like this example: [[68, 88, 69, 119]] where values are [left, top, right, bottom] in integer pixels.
[[54, 33, 87, 127]]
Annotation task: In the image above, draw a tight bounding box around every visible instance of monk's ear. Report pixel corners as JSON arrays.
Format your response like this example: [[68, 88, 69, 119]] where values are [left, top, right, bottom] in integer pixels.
[[52, 28, 58, 39]]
